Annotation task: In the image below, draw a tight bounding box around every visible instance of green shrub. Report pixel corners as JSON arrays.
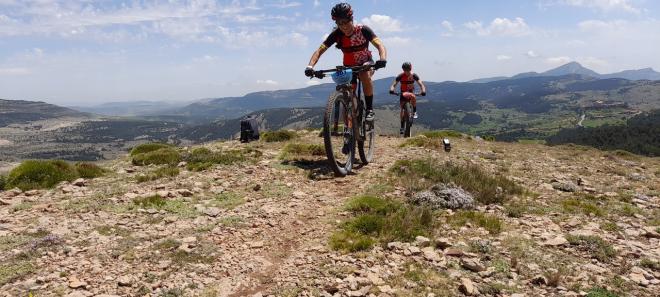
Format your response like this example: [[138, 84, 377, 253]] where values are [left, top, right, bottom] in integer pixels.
[[261, 130, 297, 142], [390, 159, 524, 204], [561, 198, 604, 217], [0, 260, 34, 286], [381, 205, 435, 242], [132, 148, 181, 166], [639, 258, 660, 271], [329, 230, 374, 252], [280, 143, 324, 159], [504, 203, 527, 218], [130, 143, 172, 156], [346, 214, 385, 235], [585, 287, 619, 297], [6, 160, 78, 190], [447, 211, 503, 234], [567, 235, 616, 262], [212, 192, 245, 209], [345, 195, 396, 215], [331, 196, 436, 252], [133, 195, 167, 208], [185, 147, 248, 171], [482, 135, 496, 142], [0, 174, 5, 191], [400, 136, 441, 149], [421, 130, 462, 139], [75, 162, 105, 179], [136, 166, 179, 183]]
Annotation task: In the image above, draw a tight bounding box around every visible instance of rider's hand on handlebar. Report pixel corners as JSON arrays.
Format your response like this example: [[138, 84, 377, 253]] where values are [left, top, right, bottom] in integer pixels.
[[421, 91, 426, 96], [304, 66, 314, 78], [375, 60, 387, 70]]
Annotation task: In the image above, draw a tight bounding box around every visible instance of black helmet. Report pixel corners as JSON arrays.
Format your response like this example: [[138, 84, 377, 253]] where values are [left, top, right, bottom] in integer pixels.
[[331, 3, 353, 21], [402, 62, 412, 71]]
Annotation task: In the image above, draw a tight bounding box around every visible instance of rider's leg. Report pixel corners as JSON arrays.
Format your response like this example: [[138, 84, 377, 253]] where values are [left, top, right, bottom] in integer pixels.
[[399, 99, 405, 134], [410, 93, 418, 118], [360, 71, 374, 111], [411, 94, 417, 113]]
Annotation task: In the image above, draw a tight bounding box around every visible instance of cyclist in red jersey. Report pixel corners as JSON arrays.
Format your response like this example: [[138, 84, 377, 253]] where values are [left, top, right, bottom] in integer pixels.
[[304, 2, 387, 122], [389, 62, 427, 134]]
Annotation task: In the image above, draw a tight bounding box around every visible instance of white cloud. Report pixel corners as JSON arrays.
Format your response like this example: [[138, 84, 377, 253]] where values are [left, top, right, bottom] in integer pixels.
[[300, 20, 326, 32], [269, 1, 302, 8], [288, 32, 309, 47], [313, 0, 320, 7], [497, 55, 512, 61], [257, 79, 278, 85], [0, 0, 296, 48], [546, 56, 572, 65], [361, 15, 403, 33], [0, 67, 31, 75], [382, 36, 411, 47], [578, 20, 627, 32], [465, 17, 531, 37], [556, 0, 640, 14], [526, 50, 539, 58], [441, 20, 454, 37]]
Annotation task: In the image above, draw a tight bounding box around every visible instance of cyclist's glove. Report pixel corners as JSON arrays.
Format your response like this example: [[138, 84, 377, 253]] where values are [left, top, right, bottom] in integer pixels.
[[375, 60, 387, 70], [389, 90, 396, 95], [304, 66, 314, 77], [421, 92, 426, 96]]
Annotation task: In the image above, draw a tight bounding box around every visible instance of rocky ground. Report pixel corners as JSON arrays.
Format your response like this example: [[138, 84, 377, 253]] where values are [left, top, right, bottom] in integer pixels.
[[1, 130, 658, 297]]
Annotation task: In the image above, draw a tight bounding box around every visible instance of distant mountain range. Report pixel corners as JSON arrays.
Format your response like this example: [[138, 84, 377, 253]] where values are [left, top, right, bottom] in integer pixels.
[[70, 100, 191, 117], [470, 62, 660, 83], [0, 99, 93, 127], [2, 69, 660, 161], [59, 62, 660, 121]]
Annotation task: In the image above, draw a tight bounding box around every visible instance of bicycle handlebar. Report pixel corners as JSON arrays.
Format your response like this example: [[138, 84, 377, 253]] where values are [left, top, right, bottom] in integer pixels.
[[390, 91, 425, 96], [308, 64, 376, 79]]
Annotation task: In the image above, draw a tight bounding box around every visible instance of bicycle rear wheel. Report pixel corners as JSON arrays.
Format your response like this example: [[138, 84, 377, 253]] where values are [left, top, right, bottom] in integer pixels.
[[323, 91, 355, 177], [404, 102, 413, 138]]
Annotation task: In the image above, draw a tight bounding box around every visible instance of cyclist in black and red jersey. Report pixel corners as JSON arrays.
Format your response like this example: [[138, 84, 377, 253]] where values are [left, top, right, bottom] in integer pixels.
[[389, 62, 427, 134], [304, 2, 387, 122]]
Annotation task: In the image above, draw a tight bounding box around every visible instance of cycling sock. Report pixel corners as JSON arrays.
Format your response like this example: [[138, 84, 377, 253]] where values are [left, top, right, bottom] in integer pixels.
[[365, 95, 373, 111]]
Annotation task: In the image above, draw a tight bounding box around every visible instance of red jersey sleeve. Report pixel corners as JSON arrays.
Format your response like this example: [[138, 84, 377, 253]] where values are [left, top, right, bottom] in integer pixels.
[[323, 28, 341, 48], [361, 25, 377, 41]]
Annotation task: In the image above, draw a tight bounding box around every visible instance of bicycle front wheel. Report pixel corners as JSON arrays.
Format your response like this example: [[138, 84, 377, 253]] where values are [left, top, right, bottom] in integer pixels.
[[358, 119, 375, 164], [323, 91, 355, 177], [404, 102, 413, 138]]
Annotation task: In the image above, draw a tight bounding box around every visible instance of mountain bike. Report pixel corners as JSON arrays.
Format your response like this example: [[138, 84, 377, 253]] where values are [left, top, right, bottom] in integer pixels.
[[390, 91, 424, 138], [307, 64, 377, 177]]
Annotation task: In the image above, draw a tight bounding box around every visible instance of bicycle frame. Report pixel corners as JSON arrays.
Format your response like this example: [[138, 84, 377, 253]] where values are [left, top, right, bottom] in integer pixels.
[[391, 91, 422, 120], [309, 64, 377, 175], [315, 65, 374, 141]]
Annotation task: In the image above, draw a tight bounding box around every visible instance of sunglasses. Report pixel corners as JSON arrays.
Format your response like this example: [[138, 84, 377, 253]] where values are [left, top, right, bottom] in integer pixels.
[[336, 19, 352, 26]]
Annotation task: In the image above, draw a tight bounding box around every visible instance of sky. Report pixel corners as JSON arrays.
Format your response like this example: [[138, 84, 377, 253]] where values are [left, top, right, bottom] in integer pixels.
[[1, 0, 659, 106]]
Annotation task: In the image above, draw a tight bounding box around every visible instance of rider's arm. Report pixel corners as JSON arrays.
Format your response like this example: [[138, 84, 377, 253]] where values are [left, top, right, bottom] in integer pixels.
[[417, 80, 427, 94], [389, 79, 398, 93], [414, 73, 426, 94], [307, 45, 328, 68], [308, 30, 338, 67], [371, 38, 387, 61], [362, 26, 387, 61]]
